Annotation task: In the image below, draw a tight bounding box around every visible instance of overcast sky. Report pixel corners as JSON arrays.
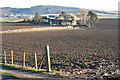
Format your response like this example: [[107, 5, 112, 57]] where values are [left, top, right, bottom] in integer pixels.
[[0, 0, 119, 11]]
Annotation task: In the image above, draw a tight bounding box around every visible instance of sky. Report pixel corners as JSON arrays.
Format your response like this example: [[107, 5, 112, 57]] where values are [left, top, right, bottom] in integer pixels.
[[0, 0, 119, 11]]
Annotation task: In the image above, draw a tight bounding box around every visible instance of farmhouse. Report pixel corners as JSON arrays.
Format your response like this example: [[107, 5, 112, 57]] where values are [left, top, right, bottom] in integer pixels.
[[49, 18, 77, 26], [48, 14, 78, 26]]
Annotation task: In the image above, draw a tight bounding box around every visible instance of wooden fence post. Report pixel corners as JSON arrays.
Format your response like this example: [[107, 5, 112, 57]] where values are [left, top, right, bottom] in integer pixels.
[[4, 51, 6, 64], [39, 55, 45, 70], [23, 52, 25, 67], [35, 53, 38, 70], [45, 45, 51, 72], [11, 51, 13, 65]]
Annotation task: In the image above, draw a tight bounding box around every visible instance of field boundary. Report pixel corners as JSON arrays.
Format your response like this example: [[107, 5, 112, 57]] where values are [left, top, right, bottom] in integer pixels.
[[3, 45, 52, 72], [1, 63, 63, 78], [1, 26, 83, 34], [1, 45, 65, 78]]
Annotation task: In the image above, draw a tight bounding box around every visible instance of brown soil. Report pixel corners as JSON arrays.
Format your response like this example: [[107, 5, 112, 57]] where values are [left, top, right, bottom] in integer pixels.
[[2, 19, 119, 78], [2, 19, 118, 31], [2, 22, 49, 31]]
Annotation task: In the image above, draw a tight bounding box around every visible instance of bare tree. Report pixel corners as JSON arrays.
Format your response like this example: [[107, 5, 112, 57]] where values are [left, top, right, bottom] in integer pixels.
[[79, 8, 88, 25]]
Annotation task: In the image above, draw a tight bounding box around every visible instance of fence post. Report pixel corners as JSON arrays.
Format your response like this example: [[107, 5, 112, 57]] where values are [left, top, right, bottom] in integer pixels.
[[4, 51, 6, 64], [45, 45, 51, 72], [11, 51, 13, 65], [39, 55, 45, 70], [35, 53, 38, 70], [23, 52, 25, 67]]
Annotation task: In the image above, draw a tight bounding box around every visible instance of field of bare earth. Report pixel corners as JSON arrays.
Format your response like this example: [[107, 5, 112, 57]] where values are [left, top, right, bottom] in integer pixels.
[[2, 22, 50, 31], [2, 18, 118, 31], [2, 19, 119, 79]]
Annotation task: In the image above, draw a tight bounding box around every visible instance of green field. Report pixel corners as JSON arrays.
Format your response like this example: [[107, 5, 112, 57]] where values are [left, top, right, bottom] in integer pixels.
[[98, 14, 118, 19], [0, 17, 24, 22]]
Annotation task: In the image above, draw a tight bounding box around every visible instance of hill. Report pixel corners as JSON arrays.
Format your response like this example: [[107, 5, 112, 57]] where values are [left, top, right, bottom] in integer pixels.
[[0, 5, 118, 15]]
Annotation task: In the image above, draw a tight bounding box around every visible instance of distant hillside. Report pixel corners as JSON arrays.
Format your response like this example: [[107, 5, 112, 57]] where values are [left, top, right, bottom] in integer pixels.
[[0, 5, 118, 15]]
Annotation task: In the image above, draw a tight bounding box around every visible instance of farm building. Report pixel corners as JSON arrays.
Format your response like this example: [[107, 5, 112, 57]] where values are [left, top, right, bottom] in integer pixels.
[[36, 13, 88, 26]]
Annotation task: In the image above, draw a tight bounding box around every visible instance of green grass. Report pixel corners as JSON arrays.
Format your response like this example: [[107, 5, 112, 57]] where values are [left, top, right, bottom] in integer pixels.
[[0, 70, 20, 78], [1, 71, 18, 76], [1, 63, 63, 75], [2, 63, 44, 72], [0, 17, 24, 22], [0, 63, 63, 78], [98, 14, 118, 19]]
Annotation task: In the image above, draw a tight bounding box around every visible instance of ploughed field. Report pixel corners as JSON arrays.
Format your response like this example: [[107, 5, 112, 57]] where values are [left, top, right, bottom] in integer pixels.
[[2, 19, 119, 78], [2, 22, 49, 31], [2, 18, 118, 31]]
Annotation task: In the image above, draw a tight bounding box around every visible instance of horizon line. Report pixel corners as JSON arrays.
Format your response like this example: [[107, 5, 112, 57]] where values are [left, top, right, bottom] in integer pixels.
[[0, 5, 118, 12]]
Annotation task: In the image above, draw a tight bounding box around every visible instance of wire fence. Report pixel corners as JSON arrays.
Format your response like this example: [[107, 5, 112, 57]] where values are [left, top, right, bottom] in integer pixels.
[[2, 45, 52, 72]]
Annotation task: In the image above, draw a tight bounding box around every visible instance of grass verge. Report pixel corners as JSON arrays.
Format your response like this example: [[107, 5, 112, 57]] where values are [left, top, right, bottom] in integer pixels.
[[1, 71, 18, 77], [1, 63, 63, 76]]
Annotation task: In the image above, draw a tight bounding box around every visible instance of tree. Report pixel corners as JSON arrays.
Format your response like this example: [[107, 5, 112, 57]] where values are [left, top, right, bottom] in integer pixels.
[[87, 11, 98, 27], [59, 12, 73, 20], [24, 17, 32, 22], [32, 13, 42, 22], [79, 9, 88, 25], [24, 17, 28, 22], [28, 17, 32, 22], [55, 12, 74, 25]]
